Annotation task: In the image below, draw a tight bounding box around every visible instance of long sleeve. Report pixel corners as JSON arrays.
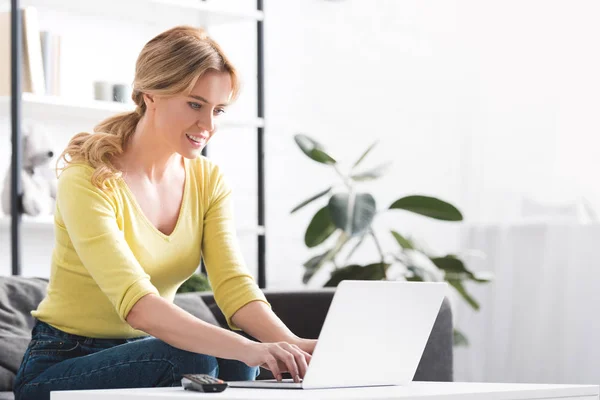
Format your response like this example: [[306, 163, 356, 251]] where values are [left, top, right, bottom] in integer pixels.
[[56, 165, 159, 322], [201, 164, 269, 330]]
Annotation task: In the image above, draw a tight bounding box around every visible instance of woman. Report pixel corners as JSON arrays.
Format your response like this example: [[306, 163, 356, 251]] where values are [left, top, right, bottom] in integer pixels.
[[13, 26, 315, 400]]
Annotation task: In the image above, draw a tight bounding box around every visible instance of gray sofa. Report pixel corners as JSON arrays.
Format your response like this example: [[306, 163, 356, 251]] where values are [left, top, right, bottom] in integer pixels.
[[0, 276, 453, 399]]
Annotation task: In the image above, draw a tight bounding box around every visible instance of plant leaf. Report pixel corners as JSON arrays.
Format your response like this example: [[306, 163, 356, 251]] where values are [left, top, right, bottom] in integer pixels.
[[352, 140, 379, 169], [431, 255, 491, 283], [453, 328, 469, 347], [302, 250, 332, 284], [328, 193, 376, 236], [291, 187, 332, 214], [431, 255, 473, 278], [447, 279, 480, 310], [294, 134, 337, 165], [177, 273, 211, 293], [470, 273, 493, 283], [406, 265, 429, 281], [350, 162, 392, 182], [389, 195, 463, 221], [304, 206, 337, 248], [324, 262, 390, 287], [406, 266, 425, 282], [302, 235, 349, 284], [391, 230, 414, 250]]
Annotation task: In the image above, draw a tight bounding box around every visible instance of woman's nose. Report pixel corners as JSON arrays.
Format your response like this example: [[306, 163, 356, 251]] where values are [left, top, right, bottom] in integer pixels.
[[197, 115, 215, 133]]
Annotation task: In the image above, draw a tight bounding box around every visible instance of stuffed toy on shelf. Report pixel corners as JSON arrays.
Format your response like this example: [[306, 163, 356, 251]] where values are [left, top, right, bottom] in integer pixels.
[[1, 124, 58, 217]]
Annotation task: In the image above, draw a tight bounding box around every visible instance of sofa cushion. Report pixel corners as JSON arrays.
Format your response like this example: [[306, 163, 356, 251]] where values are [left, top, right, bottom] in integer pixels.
[[0, 366, 13, 395], [0, 278, 219, 392], [0, 276, 48, 392], [173, 292, 220, 327], [0, 391, 14, 400]]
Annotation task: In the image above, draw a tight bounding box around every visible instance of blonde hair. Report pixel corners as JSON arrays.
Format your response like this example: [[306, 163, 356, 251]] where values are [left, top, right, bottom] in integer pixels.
[[58, 26, 240, 189]]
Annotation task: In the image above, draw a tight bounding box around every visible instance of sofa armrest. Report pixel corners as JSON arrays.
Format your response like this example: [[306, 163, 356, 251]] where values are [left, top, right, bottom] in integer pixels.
[[200, 289, 335, 338], [200, 289, 453, 382], [415, 297, 453, 382]]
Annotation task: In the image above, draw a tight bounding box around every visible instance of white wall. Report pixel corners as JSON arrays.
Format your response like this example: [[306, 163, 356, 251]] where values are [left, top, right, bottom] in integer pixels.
[[3, 1, 598, 282], [456, 0, 600, 222], [263, 0, 600, 289], [264, 0, 470, 288]]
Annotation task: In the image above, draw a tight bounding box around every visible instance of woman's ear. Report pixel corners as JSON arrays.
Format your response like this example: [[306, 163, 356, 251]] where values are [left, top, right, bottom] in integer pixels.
[[143, 93, 155, 109]]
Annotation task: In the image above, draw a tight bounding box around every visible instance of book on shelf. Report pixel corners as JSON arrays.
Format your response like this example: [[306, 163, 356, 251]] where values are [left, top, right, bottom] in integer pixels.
[[22, 7, 45, 95], [0, 7, 61, 97], [40, 30, 61, 96]]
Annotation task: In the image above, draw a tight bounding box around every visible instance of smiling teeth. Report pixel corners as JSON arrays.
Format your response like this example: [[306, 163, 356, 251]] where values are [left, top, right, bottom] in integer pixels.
[[186, 133, 204, 143]]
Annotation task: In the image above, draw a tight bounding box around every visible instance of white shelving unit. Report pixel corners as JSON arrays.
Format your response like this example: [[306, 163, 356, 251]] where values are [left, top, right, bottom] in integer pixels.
[[3, 0, 267, 283], [0, 94, 264, 128], [1, 0, 263, 26], [0, 215, 266, 235], [0, 214, 54, 228]]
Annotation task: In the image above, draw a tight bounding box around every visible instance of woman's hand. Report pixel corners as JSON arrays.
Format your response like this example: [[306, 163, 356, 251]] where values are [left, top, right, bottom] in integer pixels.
[[240, 341, 312, 382], [293, 338, 318, 355]]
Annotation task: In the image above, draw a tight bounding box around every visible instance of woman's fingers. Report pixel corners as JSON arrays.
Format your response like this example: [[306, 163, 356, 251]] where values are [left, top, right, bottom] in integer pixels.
[[291, 344, 313, 369], [281, 343, 309, 379], [262, 355, 282, 381], [258, 342, 313, 383], [299, 347, 312, 365], [272, 344, 301, 383]]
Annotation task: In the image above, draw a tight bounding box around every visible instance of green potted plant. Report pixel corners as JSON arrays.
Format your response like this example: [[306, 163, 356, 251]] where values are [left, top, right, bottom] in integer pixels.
[[291, 134, 491, 346], [177, 272, 211, 294]]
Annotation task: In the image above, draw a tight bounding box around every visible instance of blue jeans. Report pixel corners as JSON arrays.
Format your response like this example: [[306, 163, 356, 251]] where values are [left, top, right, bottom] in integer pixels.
[[13, 320, 259, 400]]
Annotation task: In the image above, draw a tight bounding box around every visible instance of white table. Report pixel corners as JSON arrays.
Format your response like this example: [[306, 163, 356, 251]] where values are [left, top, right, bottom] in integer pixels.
[[51, 381, 599, 400]]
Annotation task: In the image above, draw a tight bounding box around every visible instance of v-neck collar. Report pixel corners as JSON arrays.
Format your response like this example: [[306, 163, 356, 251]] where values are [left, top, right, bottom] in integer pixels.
[[117, 159, 189, 241]]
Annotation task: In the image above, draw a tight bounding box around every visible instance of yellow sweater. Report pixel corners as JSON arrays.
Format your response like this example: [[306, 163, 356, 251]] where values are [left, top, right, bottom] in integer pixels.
[[32, 156, 268, 338]]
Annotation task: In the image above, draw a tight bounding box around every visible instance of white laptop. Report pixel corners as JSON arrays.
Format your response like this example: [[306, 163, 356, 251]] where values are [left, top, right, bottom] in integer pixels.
[[227, 280, 447, 390]]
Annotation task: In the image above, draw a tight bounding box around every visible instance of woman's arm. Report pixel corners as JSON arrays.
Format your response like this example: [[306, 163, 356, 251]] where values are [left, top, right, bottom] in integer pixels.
[[196, 163, 312, 380], [232, 300, 318, 354], [127, 294, 310, 381], [126, 293, 251, 360]]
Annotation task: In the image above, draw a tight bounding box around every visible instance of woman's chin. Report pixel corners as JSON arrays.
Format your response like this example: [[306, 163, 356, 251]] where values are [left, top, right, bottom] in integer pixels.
[[179, 147, 205, 159]]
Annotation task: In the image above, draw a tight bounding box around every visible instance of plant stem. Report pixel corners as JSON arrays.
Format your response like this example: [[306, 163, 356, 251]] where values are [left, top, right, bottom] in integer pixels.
[[343, 234, 366, 265], [334, 164, 352, 189], [346, 186, 355, 235], [369, 229, 385, 262], [333, 164, 356, 236], [332, 258, 339, 269], [369, 229, 387, 277], [326, 231, 349, 270]]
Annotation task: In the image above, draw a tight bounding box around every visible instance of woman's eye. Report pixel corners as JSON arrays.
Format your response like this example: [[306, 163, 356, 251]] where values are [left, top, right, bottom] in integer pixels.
[[188, 102, 201, 110], [215, 108, 226, 116]]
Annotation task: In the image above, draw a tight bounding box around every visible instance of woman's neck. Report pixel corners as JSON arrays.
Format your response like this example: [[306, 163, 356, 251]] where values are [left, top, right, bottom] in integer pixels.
[[118, 115, 183, 182]]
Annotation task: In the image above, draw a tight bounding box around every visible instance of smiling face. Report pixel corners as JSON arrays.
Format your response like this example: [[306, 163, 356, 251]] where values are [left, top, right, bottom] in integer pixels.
[[145, 69, 233, 159]]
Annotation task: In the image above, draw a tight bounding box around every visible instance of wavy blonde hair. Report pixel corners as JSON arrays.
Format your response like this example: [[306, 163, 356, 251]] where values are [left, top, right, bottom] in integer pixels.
[[58, 26, 240, 189]]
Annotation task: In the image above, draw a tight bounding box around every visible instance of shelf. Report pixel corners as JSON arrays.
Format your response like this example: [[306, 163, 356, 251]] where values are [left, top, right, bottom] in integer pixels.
[[0, 215, 265, 236], [0, 94, 264, 129], [0, 215, 55, 228], [3, 0, 264, 26], [237, 225, 266, 236]]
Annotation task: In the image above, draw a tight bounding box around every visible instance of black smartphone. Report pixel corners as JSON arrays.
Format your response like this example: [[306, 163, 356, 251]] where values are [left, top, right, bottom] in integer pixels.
[[182, 374, 228, 393]]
